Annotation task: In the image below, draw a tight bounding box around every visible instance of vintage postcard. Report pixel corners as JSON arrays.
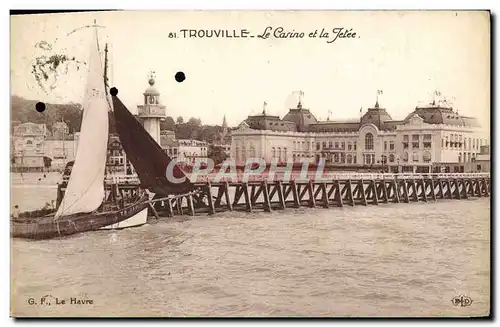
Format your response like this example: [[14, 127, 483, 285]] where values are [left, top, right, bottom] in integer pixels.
[[10, 10, 490, 317]]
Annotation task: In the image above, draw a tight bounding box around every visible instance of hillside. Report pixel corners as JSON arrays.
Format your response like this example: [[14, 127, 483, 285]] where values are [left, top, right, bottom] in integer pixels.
[[11, 95, 227, 143], [11, 95, 83, 133]]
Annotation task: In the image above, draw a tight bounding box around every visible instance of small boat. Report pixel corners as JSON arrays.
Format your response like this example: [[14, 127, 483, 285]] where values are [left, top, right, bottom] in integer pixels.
[[11, 23, 150, 240]]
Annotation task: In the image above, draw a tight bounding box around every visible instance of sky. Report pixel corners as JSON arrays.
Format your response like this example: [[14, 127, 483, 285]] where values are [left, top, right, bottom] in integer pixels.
[[10, 11, 490, 132]]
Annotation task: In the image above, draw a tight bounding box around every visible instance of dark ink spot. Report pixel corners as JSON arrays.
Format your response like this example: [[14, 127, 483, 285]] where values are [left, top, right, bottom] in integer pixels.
[[35, 102, 46, 113], [175, 71, 186, 83], [110, 87, 118, 96]]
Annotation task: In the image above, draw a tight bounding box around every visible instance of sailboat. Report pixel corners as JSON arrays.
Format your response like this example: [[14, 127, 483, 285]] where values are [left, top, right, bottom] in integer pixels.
[[11, 24, 150, 240]]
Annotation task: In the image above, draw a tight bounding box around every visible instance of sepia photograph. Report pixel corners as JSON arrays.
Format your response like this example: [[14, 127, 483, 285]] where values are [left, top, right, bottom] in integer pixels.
[[9, 10, 491, 317]]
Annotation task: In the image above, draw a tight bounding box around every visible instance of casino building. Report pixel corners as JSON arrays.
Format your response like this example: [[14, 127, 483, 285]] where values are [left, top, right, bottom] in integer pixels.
[[231, 97, 489, 173]]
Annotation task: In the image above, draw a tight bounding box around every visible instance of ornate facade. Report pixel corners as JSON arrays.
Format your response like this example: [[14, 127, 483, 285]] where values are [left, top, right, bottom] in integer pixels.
[[231, 99, 489, 173]]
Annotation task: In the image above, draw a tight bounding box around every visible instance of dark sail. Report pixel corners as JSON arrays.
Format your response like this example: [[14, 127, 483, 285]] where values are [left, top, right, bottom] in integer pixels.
[[111, 95, 196, 195]]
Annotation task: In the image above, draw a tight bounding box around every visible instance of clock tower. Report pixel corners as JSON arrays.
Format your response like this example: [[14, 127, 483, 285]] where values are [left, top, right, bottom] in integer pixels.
[[137, 72, 166, 145]]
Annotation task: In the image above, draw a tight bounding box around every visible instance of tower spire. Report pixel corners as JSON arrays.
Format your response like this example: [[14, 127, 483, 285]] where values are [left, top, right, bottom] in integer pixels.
[[148, 71, 156, 86], [222, 114, 228, 128], [376, 89, 383, 108], [298, 90, 304, 109]]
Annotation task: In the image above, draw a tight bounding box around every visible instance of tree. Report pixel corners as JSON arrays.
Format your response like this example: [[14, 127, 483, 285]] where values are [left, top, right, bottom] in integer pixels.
[[161, 116, 176, 131], [176, 116, 184, 124], [188, 117, 202, 126], [208, 145, 228, 165]]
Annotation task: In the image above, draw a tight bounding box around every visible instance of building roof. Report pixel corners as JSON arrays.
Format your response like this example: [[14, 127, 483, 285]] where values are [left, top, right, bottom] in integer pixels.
[[282, 102, 318, 132], [13, 122, 47, 137], [404, 102, 480, 127], [359, 101, 398, 131]]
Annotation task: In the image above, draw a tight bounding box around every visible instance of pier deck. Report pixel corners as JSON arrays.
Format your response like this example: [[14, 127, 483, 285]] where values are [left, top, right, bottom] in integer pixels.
[[143, 173, 491, 217]]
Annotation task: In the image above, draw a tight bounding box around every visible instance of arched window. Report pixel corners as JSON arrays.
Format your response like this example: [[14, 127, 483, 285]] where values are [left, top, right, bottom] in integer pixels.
[[26, 140, 32, 145], [423, 151, 431, 162], [365, 133, 374, 150], [389, 154, 395, 163], [347, 154, 352, 163], [412, 152, 419, 162], [402, 152, 409, 162], [353, 155, 357, 164]]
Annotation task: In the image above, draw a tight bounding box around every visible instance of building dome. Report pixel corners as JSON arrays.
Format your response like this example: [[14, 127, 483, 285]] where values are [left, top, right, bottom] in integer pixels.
[[143, 76, 160, 96], [282, 101, 318, 132], [360, 101, 394, 130]]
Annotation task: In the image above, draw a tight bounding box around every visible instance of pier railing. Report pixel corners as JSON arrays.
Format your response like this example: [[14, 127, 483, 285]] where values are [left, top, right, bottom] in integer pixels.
[[94, 172, 491, 185]]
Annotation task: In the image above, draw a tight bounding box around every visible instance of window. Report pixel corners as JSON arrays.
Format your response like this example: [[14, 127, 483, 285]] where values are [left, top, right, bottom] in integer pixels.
[[412, 152, 419, 162], [353, 155, 357, 164], [335, 142, 339, 148], [423, 151, 431, 162], [329, 141, 333, 148], [322, 142, 326, 149], [283, 147, 287, 160], [389, 154, 395, 163], [348, 142, 352, 151], [403, 135, 409, 141], [316, 142, 320, 151], [364, 154, 371, 165], [402, 152, 409, 162], [412, 135, 419, 142], [424, 134, 432, 140], [423, 142, 431, 149], [340, 153, 345, 163], [334, 153, 339, 163], [272, 147, 276, 158], [26, 140, 32, 145], [353, 142, 357, 151], [389, 141, 395, 151], [384, 141, 387, 151], [365, 133, 374, 150], [347, 154, 352, 163]]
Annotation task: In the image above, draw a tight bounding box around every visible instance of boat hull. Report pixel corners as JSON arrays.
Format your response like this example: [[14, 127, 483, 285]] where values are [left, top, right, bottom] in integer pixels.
[[11, 195, 149, 240], [99, 207, 148, 230]]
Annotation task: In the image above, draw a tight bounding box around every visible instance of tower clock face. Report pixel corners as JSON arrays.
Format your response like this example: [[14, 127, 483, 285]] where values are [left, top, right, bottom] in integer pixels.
[[149, 97, 155, 104]]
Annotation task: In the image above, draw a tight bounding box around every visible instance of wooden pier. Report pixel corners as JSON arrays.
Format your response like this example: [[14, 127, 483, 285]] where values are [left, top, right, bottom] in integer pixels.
[[145, 173, 491, 217]]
